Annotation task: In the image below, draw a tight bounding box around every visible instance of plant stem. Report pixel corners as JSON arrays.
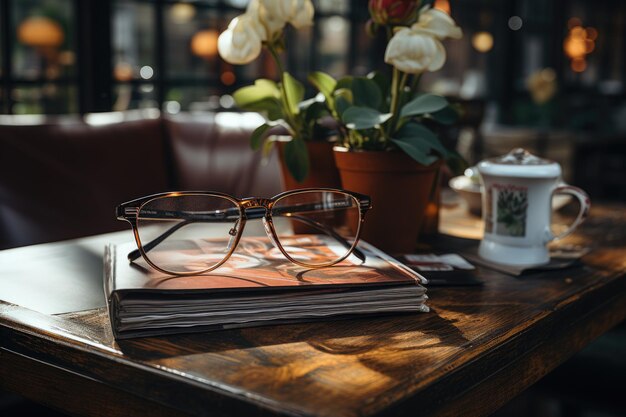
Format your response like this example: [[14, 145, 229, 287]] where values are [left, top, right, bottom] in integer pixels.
[[385, 25, 394, 42], [389, 67, 408, 116], [409, 73, 423, 97], [267, 42, 285, 76], [388, 68, 409, 137], [267, 42, 298, 136]]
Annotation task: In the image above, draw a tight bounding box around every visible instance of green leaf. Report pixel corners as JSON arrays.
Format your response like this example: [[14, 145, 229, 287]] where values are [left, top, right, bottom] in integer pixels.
[[333, 88, 353, 104], [308, 72, 337, 106], [444, 150, 469, 175], [284, 137, 309, 183], [282, 72, 305, 115], [391, 137, 438, 166], [396, 122, 448, 157], [250, 123, 273, 150], [429, 105, 459, 125], [335, 76, 353, 91], [400, 94, 449, 118], [352, 77, 382, 110], [335, 96, 351, 117], [262, 136, 278, 160], [369, 71, 390, 106], [238, 97, 284, 121], [333, 88, 353, 117], [303, 100, 327, 125], [342, 106, 392, 130], [233, 79, 280, 108]]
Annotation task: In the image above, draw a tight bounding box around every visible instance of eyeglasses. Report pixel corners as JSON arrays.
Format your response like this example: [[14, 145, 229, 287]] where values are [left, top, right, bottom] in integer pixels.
[[116, 188, 371, 275]]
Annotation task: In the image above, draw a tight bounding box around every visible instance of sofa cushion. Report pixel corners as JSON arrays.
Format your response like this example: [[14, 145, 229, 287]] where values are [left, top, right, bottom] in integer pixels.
[[164, 112, 282, 198], [0, 113, 170, 249]]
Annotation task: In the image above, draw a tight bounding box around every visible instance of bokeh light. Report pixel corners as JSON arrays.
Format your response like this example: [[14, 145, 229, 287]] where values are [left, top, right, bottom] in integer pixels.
[[472, 31, 494, 53]]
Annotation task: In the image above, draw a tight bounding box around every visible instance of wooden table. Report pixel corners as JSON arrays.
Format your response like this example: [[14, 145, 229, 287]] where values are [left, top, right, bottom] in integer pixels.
[[1, 204, 625, 417]]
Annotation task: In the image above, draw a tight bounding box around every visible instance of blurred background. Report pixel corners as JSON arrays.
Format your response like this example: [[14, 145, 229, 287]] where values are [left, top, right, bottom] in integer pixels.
[[1, 0, 625, 200], [0, 1, 625, 416]]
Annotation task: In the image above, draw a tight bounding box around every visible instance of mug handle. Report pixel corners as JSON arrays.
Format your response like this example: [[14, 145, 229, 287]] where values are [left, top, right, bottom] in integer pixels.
[[549, 184, 591, 241]]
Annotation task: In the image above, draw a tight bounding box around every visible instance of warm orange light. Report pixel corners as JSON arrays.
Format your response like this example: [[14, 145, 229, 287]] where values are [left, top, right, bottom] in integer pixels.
[[587, 27, 598, 40], [221, 71, 236, 85], [191, 30, 219, 59], [433, 0, 451, 15], [526, 68, 557, 104], [471, 31, 494, 53], [571, 26, 586, 38], [564, 36, 586, 59], [571, 58, 587, 72], [564, 21, 597, 72], [17, 16, 64, 48], [114, 63, 134, 82]]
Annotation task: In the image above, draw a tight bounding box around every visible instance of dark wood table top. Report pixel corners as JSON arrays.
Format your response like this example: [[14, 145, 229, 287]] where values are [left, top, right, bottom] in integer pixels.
[[1, 204, 625, 417]]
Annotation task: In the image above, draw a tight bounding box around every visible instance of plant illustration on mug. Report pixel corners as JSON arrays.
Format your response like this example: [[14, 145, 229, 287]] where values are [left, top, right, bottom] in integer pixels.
[[495, 187, 528, 237]]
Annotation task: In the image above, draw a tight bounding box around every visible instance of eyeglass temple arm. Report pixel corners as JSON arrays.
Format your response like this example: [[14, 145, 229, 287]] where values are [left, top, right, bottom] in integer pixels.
[[284, 214, 366, 263], [126, 210, 239, 262], [127, 219, 191, 262], [126, 206, 365, 263]]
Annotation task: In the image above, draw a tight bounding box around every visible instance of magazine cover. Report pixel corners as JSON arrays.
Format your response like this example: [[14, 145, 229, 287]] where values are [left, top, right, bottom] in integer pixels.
[[105, 235, 426, 294], [104, 235, 428, 339]]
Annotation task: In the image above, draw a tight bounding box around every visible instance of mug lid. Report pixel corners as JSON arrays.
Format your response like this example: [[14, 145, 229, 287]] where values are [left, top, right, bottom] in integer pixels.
[[478, 148, 561, 178]]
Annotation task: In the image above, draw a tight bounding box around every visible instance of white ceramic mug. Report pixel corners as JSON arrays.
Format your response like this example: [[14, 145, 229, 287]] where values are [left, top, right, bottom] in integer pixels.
[[477, 149, 590, 266]]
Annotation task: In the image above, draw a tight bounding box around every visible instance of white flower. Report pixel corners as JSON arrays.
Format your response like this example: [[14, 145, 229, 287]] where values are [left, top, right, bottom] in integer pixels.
[[218, 0, 315, 65], [289, 0, 315, 29], [413, 7, 462, 40], [217, 14, 263, 65], [248, 0, 287, 40], [384, 27, 446, 73], [257, 0, 294, 22], [384, 7, 462, 74], [248, 0, 314, 38]]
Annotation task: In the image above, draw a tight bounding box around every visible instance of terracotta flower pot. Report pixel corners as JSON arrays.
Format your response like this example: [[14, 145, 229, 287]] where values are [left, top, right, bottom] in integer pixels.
[[277, 140, 342, 191], [277, 140, 343, 234], [334, 148, 440, 254]]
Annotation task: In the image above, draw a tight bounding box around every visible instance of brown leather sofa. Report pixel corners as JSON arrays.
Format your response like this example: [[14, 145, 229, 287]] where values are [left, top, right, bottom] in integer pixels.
[[0, 110, 282, 250]]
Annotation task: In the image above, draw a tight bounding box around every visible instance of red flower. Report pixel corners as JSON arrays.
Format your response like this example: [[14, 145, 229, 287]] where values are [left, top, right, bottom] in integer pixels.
[[369, 0, 419, 25]]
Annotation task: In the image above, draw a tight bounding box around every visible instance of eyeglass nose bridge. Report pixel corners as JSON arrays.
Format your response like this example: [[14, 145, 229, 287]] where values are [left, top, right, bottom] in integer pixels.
[[239, 198, 281, 249], [240, 198, 272, 210]]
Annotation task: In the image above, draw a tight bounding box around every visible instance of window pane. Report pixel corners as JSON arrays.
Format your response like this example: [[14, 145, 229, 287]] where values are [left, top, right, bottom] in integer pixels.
[[164, 86, 226, 113], [286, 25, 313, 81], [113, 1, 155, 82], [12, 84, 77, 114], [352, 20, 377, 76], [165, 5, 226, 79], [0, 4, 3, 79], [12, 0, 76, 80], [223, 0, 248, 8], [315, 0, 350, 14], [317, 16, 350, 78], [112, 83, 157, 111]]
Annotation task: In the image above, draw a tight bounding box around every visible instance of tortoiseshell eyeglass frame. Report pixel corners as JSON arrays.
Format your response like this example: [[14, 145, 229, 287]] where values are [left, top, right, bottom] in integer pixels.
[[116, 188, 372, 276]]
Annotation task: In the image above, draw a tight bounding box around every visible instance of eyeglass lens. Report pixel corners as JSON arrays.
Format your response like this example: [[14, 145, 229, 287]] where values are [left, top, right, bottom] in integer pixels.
[[271, 190, 361, 266], [136, 194, 242, 274]]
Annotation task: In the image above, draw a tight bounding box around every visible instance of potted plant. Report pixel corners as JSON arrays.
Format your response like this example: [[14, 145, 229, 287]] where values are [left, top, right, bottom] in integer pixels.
[[310, 1, 463, 252], [217, 0, 341, 189]]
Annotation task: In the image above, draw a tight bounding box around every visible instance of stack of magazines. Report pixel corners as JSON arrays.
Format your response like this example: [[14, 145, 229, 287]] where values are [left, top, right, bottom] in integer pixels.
[[104, 236, 428, 339]]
